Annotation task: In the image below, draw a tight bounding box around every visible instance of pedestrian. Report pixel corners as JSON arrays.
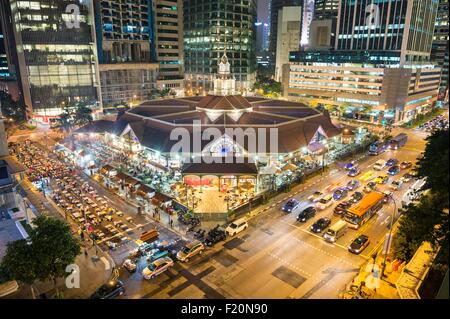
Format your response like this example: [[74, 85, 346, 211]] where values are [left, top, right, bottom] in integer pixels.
[[170, 218, 173, 228]]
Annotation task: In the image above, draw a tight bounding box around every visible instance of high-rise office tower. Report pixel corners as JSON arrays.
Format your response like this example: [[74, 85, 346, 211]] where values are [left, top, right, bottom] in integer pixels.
[[300, 0, 314, 46], [9, 0, 101, 123], [0, 0, 20, 102], [94, 0, 159, 108], [308, 0, 338, 50], [256, 22, 270, 52], [285, 0, 442, 124], [184, 0, 257, 94], [336, 0, 439, 64], [269, 0, 301, 54], [275, 6, 301, 82], [151, 0, 184, 93], [431, 0, 449, 101]]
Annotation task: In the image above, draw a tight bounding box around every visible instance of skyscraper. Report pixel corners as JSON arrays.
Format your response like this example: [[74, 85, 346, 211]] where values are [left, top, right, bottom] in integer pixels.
[[152, 0, 185, 93], [256, 22, 270, 52], [269, 0, 301, 54], [307, 0, 338, 50], [275, 6, 301, 82], [9, 0, 101, 123], [336, 0, 439, 64], [431, 0, 449, 101], [300, 0, 314, 46], [0, 0, 20, 101], [184, 0, 257, 94], [94, 0, 159, 108]]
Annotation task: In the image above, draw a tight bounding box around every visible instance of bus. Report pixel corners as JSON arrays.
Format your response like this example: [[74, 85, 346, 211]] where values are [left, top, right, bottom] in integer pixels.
[[344, 191, 385, 229], [388, 133, 408, 150], [369, 140, 387, 155]]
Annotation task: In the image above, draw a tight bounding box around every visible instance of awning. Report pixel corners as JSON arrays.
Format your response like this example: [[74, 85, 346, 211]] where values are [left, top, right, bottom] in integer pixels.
[[282, 163, 298, 172], [307, 142, 327, 154], [136, 184, 156, 198], [259, 163, 281, 175], [303, 155, 313, 161]]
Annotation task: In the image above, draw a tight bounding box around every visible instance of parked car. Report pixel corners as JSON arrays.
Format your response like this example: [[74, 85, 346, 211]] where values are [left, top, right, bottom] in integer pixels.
[[204, 226, 227, 247], [308, 191, 324, 202], [374, 175, 389, 184], [348, 235, 370, 254], [333, 201, 352, 216], [386, 158, 399, 167], [282, 198, 301, 213], [297, 206, 316, 222], [90, 280, 125, 299], [176, 241, 205, 262], [400, 173, 414, 183], [389, 180, 403, 191], [363, 182, 377, 193], [373, 159, 386, 171], [310, 217, 331, 233], [142, 257, 174, 279], [387, 165, 400, 176], [225, 218, 249, 236], [349, 191, 364, 203], [315, 195, 333, 210], [122, 259, 137, 273], [347, 167, 361, 177], [346, 180, 360, 191], [344, 161, 358, 170], [400, 161, 413, 169], [333, 188, 348, 201]]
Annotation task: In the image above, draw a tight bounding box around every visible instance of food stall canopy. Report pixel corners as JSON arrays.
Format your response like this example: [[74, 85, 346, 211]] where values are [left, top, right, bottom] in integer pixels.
[[282, 163, 297, 172]]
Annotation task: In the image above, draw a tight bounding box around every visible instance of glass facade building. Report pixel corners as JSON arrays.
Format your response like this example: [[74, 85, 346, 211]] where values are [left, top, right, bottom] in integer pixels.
[[183, 0, 257, 94], [10, 0, 101, 121], [431, 0, 449, 101], [336, 0, 439, 64]]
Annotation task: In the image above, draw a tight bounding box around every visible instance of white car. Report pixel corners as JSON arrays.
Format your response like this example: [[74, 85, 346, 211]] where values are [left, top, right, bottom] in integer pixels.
[[123, 259, 137, 273], [389, 180, 403, 191], [308, 191, 324, 202], [142, 257, 174, 279], [373, 159, 386, 171], [315, 195, 333, 210], [225, 218, 248, 236]]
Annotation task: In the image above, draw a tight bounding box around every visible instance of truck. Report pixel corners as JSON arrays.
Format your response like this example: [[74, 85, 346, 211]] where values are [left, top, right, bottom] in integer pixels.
[[388, 133, 408, 150]]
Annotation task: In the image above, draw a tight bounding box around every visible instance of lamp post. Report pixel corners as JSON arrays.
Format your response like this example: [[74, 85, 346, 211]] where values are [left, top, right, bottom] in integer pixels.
[[381, 193, 397, 279]]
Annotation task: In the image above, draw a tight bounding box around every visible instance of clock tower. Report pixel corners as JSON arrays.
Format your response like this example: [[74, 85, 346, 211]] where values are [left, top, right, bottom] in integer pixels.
[[214, 52, 236, 96]]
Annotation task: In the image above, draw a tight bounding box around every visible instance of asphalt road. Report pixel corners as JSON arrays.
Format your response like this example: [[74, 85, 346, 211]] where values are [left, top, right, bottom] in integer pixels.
[[116, 127, 429, 299]]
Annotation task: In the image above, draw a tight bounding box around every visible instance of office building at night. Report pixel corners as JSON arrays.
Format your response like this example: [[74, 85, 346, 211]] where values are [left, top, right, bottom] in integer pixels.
[[151, 0, 184, 93], [308, 0, 338, 50], [94, 0, 158, 108], [0, 0, 20, 101], [9, 0, 101, 122], [431, 0, 449, 101], [183, 0, 257, 94], [275, 6, 301, 82], [284, 0, 442, 124], [269, 0, 301, 54], [336, 0, 439, 64]]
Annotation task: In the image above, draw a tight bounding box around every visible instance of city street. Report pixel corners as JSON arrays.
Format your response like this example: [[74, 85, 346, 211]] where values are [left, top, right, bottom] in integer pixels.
[[110, 127, 429, 299]]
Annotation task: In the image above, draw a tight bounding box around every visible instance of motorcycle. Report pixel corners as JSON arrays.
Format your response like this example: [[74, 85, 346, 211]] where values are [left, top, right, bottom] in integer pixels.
[[193, 229, 206, 240]]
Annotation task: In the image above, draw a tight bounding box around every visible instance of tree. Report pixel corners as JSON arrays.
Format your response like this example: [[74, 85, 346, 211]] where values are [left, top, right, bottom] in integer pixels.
[[338, 103, 350, 120], [0, 216, 81, 294], [393, 129, 449, 262], [73, 103, 93, 127], [394, 195, 445, 261], [253, 75, 281, 97], [0, 91, 27, 123], [0, 239, 38, 285], [57, 106, 74, 132], [416, 129, 449, 205]]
